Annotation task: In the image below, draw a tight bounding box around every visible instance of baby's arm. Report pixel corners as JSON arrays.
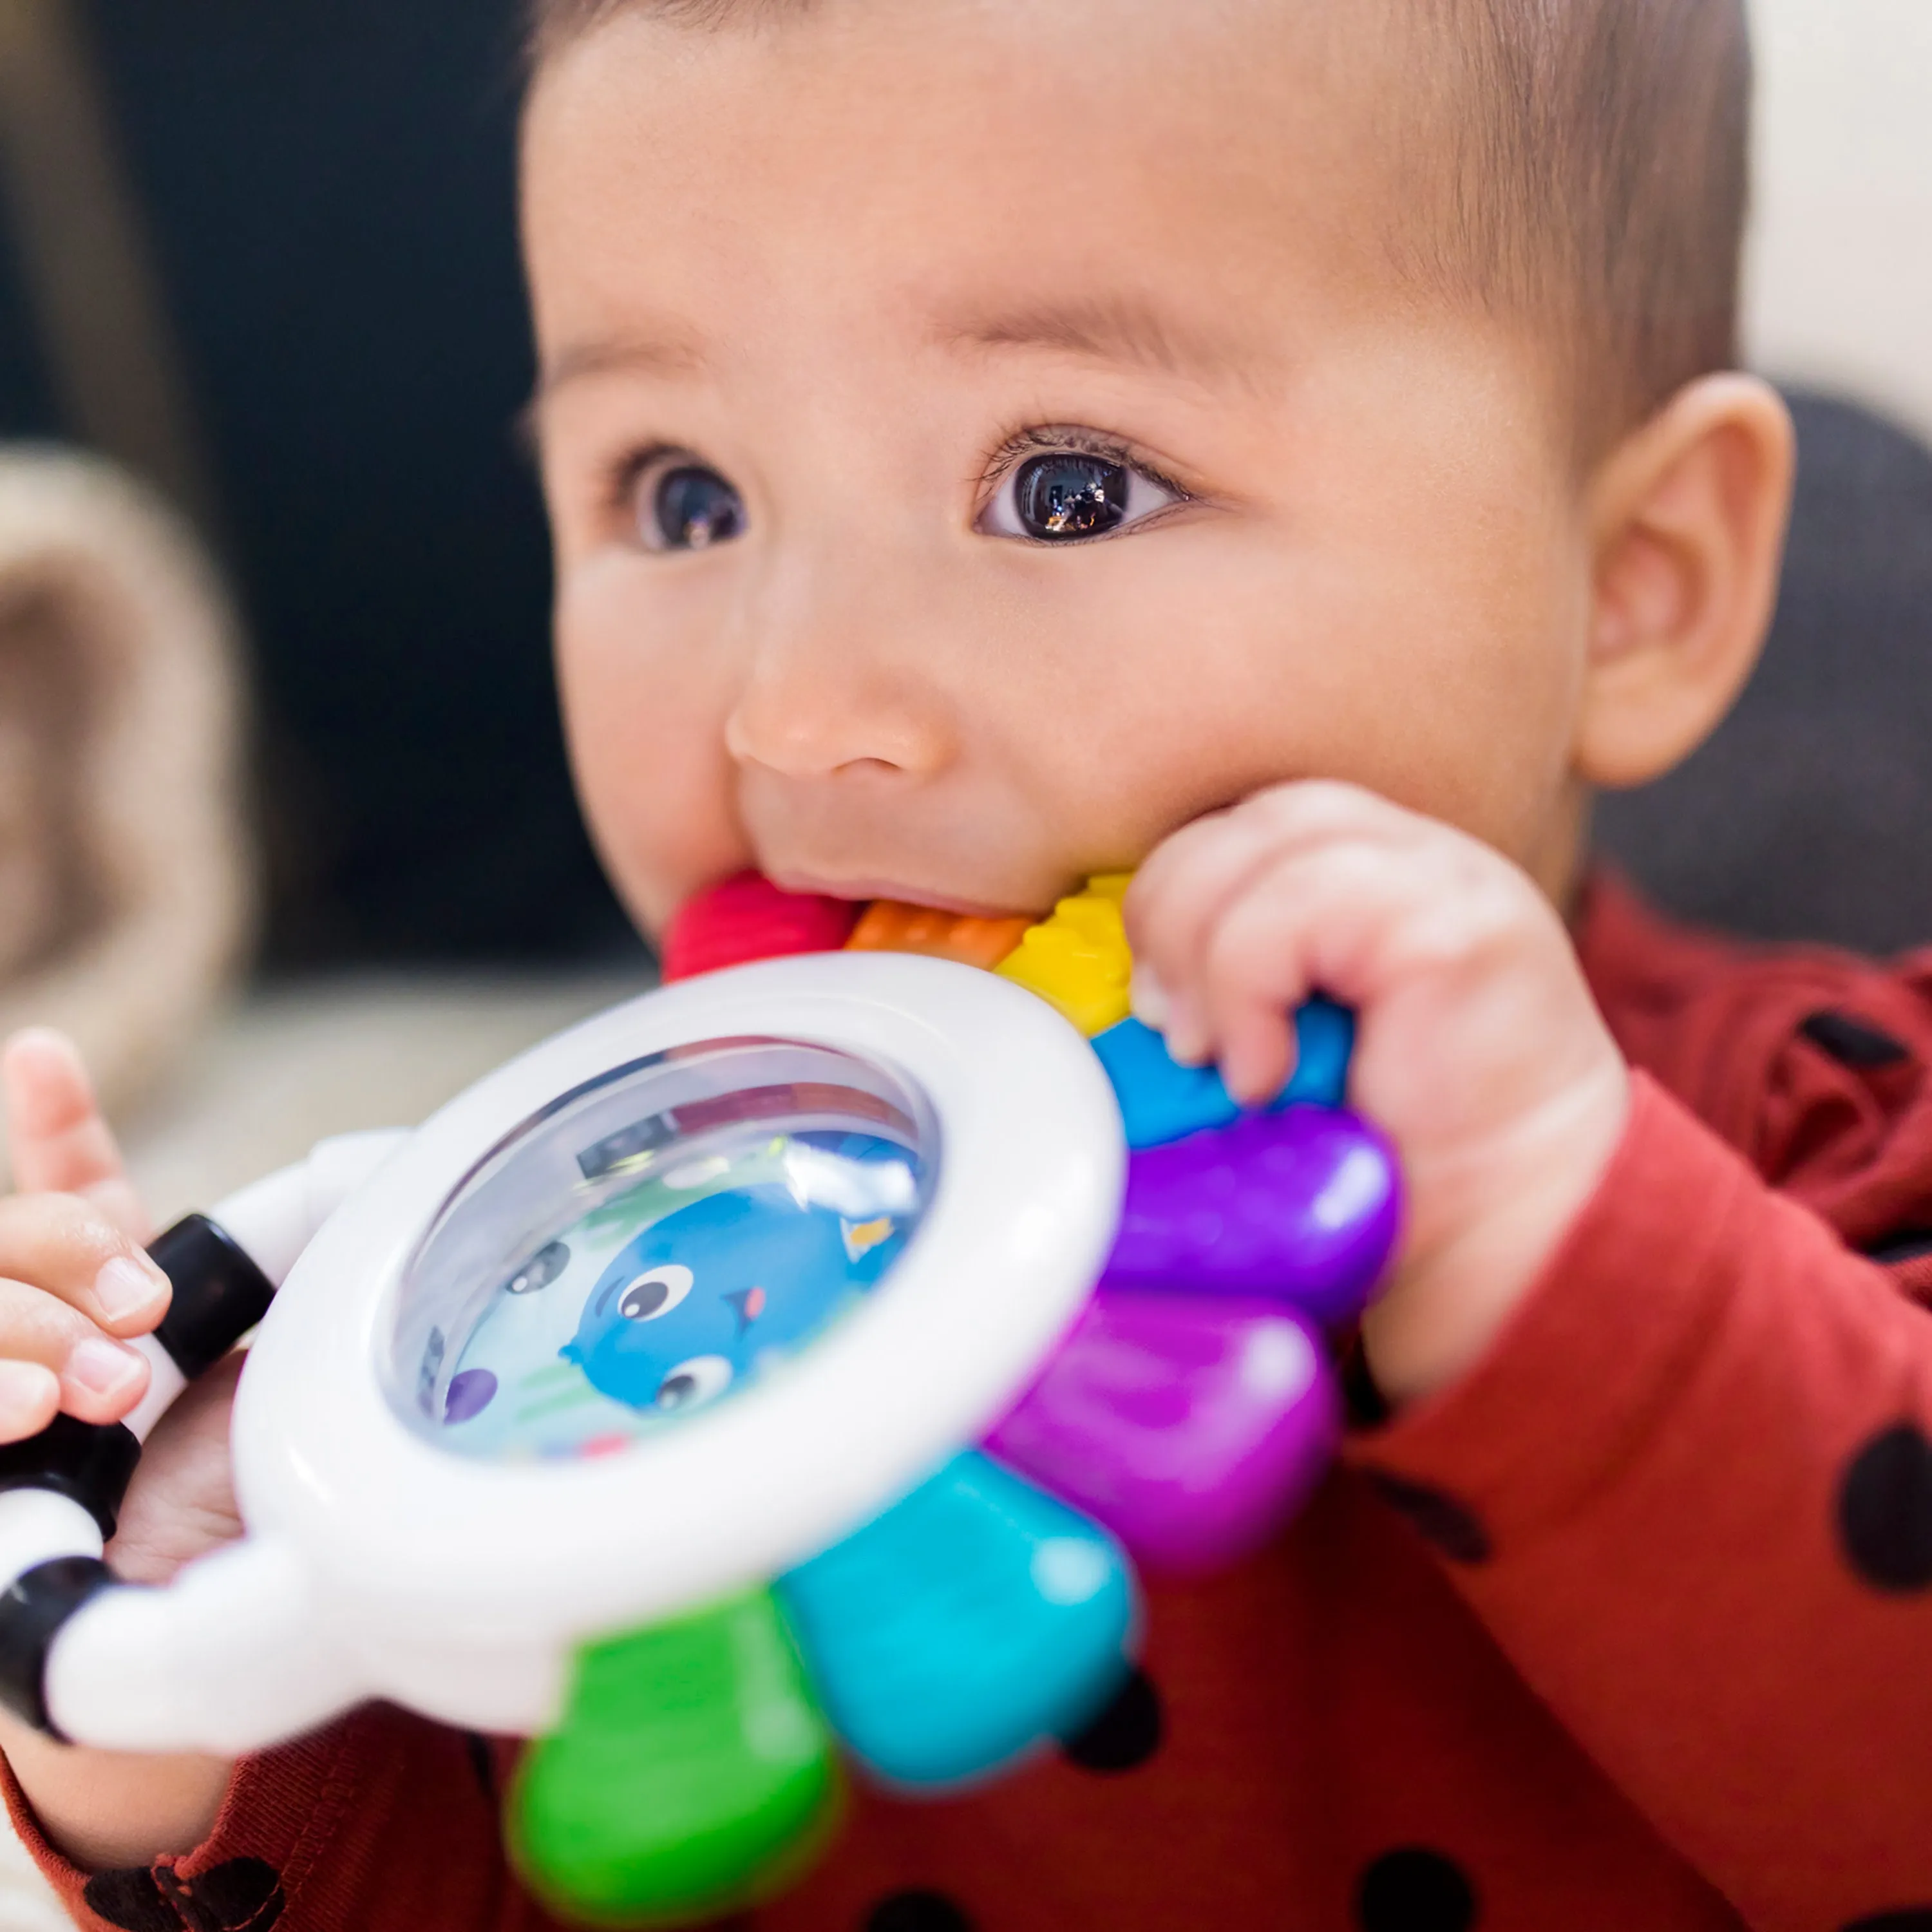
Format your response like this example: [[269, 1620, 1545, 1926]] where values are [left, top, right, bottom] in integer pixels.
[[1130, 782, 1932, 1931], [0, 1032, 236, 1868]]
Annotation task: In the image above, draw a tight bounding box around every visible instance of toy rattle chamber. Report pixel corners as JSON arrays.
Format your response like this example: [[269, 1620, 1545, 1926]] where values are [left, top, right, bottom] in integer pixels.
[[0, 875, 1401, 1927]]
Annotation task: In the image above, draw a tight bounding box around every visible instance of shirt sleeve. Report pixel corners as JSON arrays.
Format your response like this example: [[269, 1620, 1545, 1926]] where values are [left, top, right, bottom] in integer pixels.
[[1, 1706, 562, 1932], [1347, 1071, 1932, 1932]]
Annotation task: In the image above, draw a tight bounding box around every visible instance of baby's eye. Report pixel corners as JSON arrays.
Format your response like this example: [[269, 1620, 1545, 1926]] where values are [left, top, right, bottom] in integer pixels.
[[634, 457, 746, 553], [980, 447, 1182, 545], [619, 1264, 695, 1321], [656, 1355, 733, 1411]]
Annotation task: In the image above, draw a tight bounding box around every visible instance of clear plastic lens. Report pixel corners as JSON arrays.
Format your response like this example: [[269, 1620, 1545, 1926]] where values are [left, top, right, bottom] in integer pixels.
[[388, 1039, 936, 1464]]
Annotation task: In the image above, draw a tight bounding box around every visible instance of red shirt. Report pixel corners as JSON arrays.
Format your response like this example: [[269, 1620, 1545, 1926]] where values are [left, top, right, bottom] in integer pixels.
[[15, 875, 1932, 1932]]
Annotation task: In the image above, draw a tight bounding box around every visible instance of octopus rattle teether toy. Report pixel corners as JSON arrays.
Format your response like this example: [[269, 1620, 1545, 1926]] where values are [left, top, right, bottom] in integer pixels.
[[0, 873, 1399, 1926]]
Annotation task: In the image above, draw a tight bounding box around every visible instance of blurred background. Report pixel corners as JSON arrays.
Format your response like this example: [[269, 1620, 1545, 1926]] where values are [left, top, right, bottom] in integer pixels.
[[0, 0, 649, 1245], [0, 0, 1918, 1920], [0, 0, 627, 969]]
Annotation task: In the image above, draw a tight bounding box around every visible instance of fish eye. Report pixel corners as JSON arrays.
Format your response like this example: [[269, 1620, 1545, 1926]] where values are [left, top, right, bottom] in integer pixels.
[[619, 1264, 695, 1322], [635, 456, 745, 553], [506, 1241, 569, 1296], [655, 1355, 734, 1412], [978, 441, 1184, 545]]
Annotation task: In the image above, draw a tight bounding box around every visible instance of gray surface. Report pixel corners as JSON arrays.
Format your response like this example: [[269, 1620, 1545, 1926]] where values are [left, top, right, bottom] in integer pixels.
[[1596, 393, 1932, 954]]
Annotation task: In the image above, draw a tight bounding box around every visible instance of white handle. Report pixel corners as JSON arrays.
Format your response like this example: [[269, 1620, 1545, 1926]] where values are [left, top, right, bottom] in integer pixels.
[[123, 1130, 410, 1441], [46, 1533, 365, 1754]]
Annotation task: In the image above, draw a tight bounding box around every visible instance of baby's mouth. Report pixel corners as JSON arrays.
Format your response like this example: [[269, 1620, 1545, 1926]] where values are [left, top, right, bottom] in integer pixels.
[[766, 868, 1043, 924]]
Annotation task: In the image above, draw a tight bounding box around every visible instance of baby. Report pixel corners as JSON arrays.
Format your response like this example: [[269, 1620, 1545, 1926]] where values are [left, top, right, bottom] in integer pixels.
[[3, 1, 1931, 1927]]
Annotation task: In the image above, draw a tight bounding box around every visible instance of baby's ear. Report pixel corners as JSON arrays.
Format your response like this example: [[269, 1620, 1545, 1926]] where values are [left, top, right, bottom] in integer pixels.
[[1573, 374, 1796, 790]]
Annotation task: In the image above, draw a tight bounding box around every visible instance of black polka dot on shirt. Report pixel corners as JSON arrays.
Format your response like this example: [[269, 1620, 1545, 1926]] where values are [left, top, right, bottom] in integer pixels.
[[183, 1859, 285, 1931], [1366, 1472, 1493, 1564], [1800, 1009, 1912, 1070], [1837, 1424, 1932, 1593], [1868, 1229, 1932, 1267], [1355, 1848, 1479, 1932], [464, 1730, 497, 1800], [1062, 1666, 1164, 1773], [1841, 1912, 1932, 1931], [865, 1889, 975, 1932], [83, 1857, 285, 1932], [80, 1870, 175, 1932]]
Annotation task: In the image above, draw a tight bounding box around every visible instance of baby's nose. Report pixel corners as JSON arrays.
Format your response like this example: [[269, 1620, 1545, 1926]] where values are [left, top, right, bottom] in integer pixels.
[[722, 557, 958, 782], [724, 675, 951, 782]]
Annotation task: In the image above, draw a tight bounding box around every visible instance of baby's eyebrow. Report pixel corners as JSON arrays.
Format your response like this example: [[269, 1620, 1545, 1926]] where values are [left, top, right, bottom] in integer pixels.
[[934, 294, 1264, 386], [535, 326, 710, 399], [520, 327, 710, 451]]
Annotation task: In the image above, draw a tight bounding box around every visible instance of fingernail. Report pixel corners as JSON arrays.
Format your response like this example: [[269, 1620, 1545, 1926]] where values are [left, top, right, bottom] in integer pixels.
[[1130, 966, 1170, 1030], [0, 1359, 56, 1433], [66, 1338, 146, 1400], [1224, 1062, 1270, 1108], [1162, 998, 1212, 1067], [95, 1254, 167, 1321]]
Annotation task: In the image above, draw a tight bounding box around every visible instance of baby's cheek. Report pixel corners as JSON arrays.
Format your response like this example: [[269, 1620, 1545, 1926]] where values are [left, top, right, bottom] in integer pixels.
[[556, 576, 752, 929]]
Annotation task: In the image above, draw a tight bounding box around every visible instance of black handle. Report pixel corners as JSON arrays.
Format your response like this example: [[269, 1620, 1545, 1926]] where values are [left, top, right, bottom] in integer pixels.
[[0, 1215, 274, 1541], [0, 1213, 274, 1735], [148, 1213, 278, 1383]]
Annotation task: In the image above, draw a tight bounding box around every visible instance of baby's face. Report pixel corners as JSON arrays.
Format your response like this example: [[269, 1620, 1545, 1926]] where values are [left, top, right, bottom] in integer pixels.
[[525, 1, 1595, 933]]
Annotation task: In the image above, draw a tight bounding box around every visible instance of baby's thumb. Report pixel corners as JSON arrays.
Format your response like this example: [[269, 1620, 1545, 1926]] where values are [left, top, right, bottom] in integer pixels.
[[2, 1028, 147, 1240]]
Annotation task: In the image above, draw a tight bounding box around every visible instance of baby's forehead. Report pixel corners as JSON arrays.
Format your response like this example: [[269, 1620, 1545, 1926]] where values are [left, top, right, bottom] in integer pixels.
[[523, 6, 1419, 395], [524, 0, 1747, 460]]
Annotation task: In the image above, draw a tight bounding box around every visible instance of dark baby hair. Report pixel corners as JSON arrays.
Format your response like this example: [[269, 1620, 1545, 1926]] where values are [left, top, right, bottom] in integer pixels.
[[524, 0, 1751, 460]]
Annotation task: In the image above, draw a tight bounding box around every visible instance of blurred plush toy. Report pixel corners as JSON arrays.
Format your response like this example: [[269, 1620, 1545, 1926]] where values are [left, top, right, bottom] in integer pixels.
[[0, 446, 251, 1132]]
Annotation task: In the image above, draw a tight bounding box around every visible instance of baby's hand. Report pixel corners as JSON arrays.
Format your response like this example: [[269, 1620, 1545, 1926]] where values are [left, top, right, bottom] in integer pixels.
[[1126, 782, 1630, 1405], [0, 1030, 173, 1442], [0, 1032, 240, 1868], [1, 1030, 242, 1583]]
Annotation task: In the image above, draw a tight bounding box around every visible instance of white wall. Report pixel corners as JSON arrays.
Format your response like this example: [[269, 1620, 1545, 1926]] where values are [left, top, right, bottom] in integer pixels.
[[1747, 0, 1932, 442]]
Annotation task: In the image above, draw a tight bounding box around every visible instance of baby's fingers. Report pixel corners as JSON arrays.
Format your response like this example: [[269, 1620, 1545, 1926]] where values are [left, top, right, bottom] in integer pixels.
[[1193, 840, 1408, 1103], [4, 1029, 147, 1241], [0, 1277, 151, 1441], [1127, 782, 1425, 1060], [0, 1191, 172, 1339]]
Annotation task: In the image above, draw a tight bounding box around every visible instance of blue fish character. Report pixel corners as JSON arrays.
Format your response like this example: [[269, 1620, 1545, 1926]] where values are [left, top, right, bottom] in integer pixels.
[[562, 1172, 907, 1416]]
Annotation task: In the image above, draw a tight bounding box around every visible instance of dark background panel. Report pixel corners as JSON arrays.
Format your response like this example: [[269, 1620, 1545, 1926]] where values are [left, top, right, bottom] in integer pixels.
[[0, 201, 61, 443], [70, 0, 633, 965]]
